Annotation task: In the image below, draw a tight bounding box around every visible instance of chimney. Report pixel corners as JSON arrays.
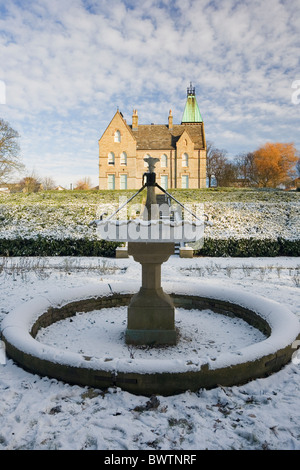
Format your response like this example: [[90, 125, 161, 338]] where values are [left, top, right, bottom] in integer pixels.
[[132, 109, 138, 129], [168, 109, 173, 129]]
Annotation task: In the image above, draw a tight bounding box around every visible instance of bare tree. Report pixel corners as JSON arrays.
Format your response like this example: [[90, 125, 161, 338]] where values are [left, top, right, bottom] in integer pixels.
[[206, 141, 230, 187], [296, 158, 300, 178], [218, 162, 238, 187], [0, 118, 24, 182], [235, 152, 258, 186], [19, 172, 42, 193], [42, 176, 56, 190]]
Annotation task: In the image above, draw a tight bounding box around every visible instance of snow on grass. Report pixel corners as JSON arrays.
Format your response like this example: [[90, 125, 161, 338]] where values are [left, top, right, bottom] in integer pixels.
[[0, 255, 300, 450], [0, 190, 299, 240], [203, 201, 300, 240]]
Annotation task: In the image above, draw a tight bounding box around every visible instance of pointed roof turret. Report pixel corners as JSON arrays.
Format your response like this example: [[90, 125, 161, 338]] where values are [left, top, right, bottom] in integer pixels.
[[181, 82, 203, 123]]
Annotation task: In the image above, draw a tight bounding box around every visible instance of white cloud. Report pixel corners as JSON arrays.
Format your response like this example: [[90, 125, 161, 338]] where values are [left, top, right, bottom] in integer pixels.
[[0, 0, 299, 186]]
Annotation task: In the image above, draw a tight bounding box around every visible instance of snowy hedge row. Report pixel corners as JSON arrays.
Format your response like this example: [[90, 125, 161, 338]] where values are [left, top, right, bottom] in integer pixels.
[[0, 236, 299, 257], [0, 236, 119, 257], [196, 237, 300, 257]]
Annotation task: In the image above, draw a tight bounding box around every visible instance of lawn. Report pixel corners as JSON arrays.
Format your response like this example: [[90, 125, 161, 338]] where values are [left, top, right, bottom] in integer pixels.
[[0, 188, 299, 242]]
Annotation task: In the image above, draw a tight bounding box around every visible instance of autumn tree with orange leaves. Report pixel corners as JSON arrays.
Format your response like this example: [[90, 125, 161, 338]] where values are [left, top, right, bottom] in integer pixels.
[[252, 143, 298, 187], [75, 177, 92, 190]]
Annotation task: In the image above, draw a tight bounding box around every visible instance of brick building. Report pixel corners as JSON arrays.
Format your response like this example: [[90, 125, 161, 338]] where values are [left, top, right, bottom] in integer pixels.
[[98, 84, 207, 190]]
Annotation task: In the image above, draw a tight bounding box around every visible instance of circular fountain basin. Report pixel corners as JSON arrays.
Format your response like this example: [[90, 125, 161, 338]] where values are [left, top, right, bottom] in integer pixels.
[[1, 281, 300, 396]]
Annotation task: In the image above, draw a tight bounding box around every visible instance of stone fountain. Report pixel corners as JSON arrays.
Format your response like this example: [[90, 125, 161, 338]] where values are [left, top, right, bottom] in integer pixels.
[[2, 157, 300, 396], [96, 156, 204, 346]]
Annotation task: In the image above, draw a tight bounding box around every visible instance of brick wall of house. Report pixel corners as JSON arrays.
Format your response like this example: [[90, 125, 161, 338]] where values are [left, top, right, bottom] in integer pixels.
[[99, 109, 207, 190]]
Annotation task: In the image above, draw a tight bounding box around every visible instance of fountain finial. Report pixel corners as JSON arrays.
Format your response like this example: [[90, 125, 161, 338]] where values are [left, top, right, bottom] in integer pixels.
[[142, 156, 160, 220], [144, 156, 160, 173]]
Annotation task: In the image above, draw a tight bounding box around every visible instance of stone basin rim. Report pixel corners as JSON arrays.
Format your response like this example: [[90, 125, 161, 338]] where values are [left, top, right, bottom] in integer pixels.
[[1, 281, 300, 396]]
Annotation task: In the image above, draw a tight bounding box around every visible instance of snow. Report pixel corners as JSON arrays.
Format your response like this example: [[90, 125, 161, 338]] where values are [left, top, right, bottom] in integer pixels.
[[36, 306, 265, 360], [1, 255, 300, 450], [2, 275, 299, 375], [0, 198, 299, 241]]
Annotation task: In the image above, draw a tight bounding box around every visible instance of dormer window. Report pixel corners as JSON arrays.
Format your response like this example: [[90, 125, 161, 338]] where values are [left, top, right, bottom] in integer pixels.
[[114, 130, 121, 143], [108, 152, 115, 165]]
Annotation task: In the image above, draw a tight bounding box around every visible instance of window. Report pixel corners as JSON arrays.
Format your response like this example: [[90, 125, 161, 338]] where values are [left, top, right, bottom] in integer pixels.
[[108, 174, 115, 190], [161, 154, 167, 168], [108, 152, 115, 165], [161, 175, 168, 190], [120, 174, 127, 190], [182, 153, 189, 167], [114, 130, 121, 143], [120, 152, 127, 165], [182, 174, 189, 189]]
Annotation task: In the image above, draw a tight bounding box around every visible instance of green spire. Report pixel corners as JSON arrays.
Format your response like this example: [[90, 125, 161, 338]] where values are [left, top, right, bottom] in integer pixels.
[[181, 83, 203, 123]]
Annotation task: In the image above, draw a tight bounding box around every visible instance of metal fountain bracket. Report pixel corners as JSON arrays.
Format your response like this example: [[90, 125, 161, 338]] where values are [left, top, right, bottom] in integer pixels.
[[93, 156, 208, 243]]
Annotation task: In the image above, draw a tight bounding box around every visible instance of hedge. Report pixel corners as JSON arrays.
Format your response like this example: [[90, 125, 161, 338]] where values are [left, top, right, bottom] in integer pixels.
[[0, 236, 120, 257], [195, 237, 300, 257], [0, 236, 299, 257]]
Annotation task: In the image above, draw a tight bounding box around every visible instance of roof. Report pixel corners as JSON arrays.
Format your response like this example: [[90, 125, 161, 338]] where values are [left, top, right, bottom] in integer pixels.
[[181, 94, 203, 123], [129, 123, 205, 150]]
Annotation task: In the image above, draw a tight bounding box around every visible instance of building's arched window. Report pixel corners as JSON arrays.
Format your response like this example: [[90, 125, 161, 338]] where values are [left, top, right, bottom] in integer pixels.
[[161, 154, 168, 168], [108, 152, 115, 165], [114, 130, 121, 143], [182, 153, 189, 167], [120, 152, 127, 165]]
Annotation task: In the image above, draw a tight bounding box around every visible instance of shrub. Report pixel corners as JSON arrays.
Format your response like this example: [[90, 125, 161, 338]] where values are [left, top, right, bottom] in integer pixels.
[[0, 236, 299, 257], [195, 237, 300, 257], [0, 236, 120, 257]]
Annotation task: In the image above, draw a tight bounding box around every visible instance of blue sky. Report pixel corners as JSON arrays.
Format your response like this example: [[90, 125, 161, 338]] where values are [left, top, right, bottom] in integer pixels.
[[0, 0, 299, 188]]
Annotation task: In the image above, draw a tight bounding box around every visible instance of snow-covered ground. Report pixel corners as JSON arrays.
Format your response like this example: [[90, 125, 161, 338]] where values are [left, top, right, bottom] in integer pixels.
[[0, 255, 300, 450], [0, 199, 299, 241]]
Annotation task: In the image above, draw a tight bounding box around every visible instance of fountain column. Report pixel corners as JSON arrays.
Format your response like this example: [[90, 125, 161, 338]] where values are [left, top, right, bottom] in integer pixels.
[[126, 242, 176, 345], [125, 156, 176, 346]]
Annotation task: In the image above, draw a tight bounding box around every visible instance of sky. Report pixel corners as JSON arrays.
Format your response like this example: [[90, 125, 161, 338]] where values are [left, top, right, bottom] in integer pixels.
[[0, 0, 299, 188]]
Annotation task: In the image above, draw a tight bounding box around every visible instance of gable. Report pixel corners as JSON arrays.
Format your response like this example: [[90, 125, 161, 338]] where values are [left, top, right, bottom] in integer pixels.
[[177, 129, 194, 148], [99, 110, 136, 144]]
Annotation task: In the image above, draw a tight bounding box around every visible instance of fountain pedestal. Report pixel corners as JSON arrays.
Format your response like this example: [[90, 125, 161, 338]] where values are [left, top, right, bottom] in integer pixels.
[[126, 242, 176, 345], [95, 155, 204, 347]]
